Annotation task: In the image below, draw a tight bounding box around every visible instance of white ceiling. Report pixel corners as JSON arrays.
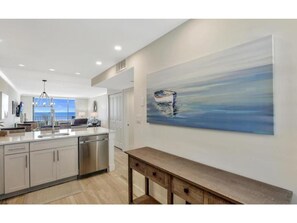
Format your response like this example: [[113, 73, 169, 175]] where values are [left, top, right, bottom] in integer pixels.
[[0, 19, 186, 98]]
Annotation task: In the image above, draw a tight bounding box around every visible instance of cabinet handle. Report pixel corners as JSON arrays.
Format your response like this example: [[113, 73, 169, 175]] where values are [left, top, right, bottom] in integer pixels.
[[57, 150, 59, 161], [152, 172, 157, 176], [184, 188, 189, 194], [25, 155, 28, 168], [8, 147, 25, 151], [53, 151, 55, 162]]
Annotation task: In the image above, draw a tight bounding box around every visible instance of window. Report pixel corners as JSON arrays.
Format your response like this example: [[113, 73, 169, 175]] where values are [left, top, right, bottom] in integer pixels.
[[33, 98, 76, 124]]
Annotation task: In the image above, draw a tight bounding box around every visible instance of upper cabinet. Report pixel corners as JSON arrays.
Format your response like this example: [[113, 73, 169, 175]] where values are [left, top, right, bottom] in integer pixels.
[[0, 92, 9, 120]]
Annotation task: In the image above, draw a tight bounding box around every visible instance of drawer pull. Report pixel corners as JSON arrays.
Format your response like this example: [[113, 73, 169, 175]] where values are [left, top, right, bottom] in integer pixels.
[[152, 172, 157, 176], [184, 188, 189, 194], [135, 163, 139, 167], [8, 147, 25, 151]]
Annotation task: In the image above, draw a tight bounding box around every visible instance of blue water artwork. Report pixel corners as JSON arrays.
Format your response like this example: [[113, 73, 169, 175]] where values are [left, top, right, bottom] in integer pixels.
[[147, 36, 274, 135]]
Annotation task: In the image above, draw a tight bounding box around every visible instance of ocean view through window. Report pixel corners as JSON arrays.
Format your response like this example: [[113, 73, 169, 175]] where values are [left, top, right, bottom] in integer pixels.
[[33, 98, 76, 124]]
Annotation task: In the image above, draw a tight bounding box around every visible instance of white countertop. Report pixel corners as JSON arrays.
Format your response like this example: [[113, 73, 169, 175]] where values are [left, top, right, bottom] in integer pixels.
[[0, 127, 114, 146]]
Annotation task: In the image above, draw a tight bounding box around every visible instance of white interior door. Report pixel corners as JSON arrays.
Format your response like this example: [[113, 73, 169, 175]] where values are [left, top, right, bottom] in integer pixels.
[[123, 88, 134, 151], [109, 93, 124, 149]]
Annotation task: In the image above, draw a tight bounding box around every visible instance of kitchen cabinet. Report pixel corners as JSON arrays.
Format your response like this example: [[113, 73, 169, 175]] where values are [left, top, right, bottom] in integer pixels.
[[30, 142, 78, 187], [5, 153, 29, 193], [56, 145, 78, 180], [30, 148, 56, 187], [0, 130, 111, 199], [4, 143, 30, 194]]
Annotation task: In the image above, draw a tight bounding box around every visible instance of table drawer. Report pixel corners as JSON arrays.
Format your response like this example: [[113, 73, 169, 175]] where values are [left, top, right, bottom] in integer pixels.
[[146, 165, 169, 188], [4, 143, 29, 155], [172, 177, 204, 204], [129, 157, 146, 175], [204, 191, 231, 204]]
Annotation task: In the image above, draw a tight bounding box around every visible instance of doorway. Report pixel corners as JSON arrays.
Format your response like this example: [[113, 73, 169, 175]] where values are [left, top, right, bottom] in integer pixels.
[[109, 92, 124, 149], [106, 68, 134, 151], [123, 87, 134, 150]]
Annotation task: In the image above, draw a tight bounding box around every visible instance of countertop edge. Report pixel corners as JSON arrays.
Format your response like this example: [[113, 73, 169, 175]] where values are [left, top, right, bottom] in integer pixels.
[[0, 128, 115, 146]]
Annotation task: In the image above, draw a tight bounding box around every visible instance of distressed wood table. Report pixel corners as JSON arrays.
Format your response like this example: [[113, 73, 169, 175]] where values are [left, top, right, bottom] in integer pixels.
[[126, 147, 293, 204]]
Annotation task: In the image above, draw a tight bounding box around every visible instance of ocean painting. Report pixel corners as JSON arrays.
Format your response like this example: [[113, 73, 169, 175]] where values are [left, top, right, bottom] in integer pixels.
[[147, 36, 274, 135]]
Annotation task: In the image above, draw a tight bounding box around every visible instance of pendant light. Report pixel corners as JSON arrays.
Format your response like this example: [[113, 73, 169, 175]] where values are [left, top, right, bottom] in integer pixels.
[[33, 80, 54, 107]]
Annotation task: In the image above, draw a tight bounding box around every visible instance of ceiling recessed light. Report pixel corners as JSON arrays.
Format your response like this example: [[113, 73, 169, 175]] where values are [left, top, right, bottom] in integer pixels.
[[75, 72, 81, 75], [96, 61, 102, 65], [49, 68, 55, 72], [18, 64, 25, 67], [114, 45, 122, 51]]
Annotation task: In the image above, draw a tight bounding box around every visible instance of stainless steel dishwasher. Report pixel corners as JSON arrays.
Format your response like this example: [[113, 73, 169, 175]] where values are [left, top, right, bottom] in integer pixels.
[[78, 134, 109, 177], [0, 146, 4, 195]]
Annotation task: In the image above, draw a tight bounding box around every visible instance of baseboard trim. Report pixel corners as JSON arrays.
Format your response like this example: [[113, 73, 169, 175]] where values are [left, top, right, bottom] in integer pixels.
[[0, 176, 77, 201], [108, 164, 115, 172]]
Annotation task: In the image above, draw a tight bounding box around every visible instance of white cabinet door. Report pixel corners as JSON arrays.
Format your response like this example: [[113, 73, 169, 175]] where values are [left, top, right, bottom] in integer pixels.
[[30, 148, 56, 187], [56, 145, 78, 180], [5, 153, 29, 193]]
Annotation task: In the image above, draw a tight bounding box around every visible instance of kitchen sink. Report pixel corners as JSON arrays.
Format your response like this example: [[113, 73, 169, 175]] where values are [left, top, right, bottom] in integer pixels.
[[38, 132, 70, 138]]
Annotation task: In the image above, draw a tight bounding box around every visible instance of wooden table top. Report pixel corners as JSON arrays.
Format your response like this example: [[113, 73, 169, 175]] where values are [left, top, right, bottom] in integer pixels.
[[126, 147, 293, 204]]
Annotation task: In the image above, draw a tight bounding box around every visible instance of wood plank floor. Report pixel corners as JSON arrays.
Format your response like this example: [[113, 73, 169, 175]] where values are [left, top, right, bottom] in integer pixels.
[[1, 148, 130, 204]]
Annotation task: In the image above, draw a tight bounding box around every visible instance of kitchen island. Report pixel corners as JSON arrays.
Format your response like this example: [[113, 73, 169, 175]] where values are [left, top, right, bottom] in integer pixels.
[[0, 127, 115, 199]]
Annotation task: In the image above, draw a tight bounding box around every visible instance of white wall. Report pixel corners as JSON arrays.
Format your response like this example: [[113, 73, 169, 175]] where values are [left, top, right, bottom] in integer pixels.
[[88, 94, 109, 128], [20, 95, 33, 121], [93, 19, 297, 203], [75, 98, 89, 118], [0, 74, 20, 127]]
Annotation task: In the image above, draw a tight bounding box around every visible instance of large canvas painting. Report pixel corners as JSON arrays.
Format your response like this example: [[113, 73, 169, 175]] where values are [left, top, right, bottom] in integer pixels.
[[147, 36, 274, 135]]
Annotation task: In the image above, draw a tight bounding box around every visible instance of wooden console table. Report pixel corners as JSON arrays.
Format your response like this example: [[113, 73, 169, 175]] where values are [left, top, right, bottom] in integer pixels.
[[126, 147, 293, 204]]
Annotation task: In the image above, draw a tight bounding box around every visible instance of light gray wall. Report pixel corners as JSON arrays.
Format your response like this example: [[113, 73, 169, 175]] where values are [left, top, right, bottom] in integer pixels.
[[0, 74, 20, 127], [75, 98, 89, 118], [20, 95, 33, 121], [92, 19, 297, 203], [88, 94, 109, 128]]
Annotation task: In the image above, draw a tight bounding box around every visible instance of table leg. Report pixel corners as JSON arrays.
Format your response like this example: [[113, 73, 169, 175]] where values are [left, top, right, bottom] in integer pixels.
[[128, 158, 133, 204], [167, 176, 173, 204], [145, 177, 149, 195]]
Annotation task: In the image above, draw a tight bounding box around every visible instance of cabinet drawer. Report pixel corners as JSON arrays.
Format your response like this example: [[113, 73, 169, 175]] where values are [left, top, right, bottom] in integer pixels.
[[129, 157, 146, 175], [30, 137, 77, 152], [4, 143, 29, 155], [204, 191, 231, 204], [172, 177, 204, 204], [146, 165, 169, 188]]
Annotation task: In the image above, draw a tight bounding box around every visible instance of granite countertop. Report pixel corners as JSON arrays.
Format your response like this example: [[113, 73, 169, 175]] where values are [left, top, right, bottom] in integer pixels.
[[0, 127, 114, 146]]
